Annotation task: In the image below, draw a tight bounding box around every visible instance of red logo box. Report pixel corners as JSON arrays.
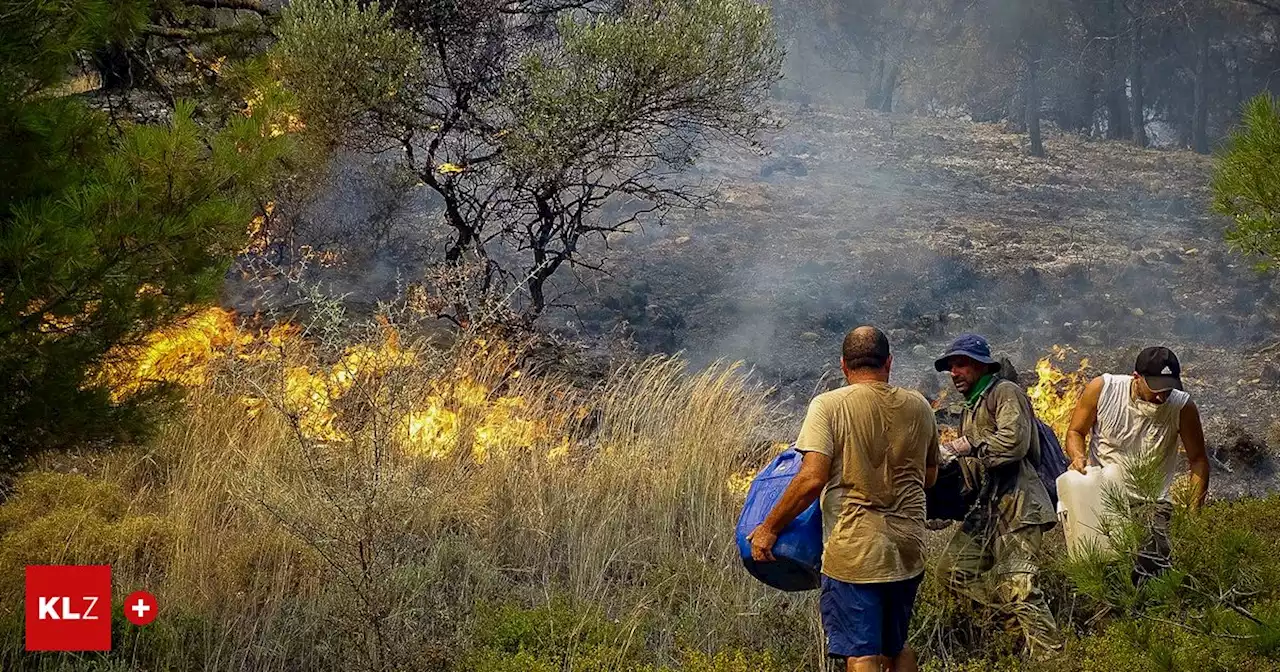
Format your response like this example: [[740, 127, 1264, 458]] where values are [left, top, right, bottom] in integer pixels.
[[25, 565, 112, 652]]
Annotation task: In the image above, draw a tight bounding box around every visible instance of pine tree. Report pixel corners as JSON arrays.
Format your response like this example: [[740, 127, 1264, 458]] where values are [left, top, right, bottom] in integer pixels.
[[0, 1, 297, 469], [1213, 94, 1280, 268]]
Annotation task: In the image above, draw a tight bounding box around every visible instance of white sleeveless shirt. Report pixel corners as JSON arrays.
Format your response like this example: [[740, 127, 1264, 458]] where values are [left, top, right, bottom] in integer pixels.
[[1090, 373, 1189, 500]]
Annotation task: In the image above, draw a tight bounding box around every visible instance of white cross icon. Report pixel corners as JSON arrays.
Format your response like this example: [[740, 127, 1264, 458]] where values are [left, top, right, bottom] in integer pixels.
[[131, 598, 151, 619]]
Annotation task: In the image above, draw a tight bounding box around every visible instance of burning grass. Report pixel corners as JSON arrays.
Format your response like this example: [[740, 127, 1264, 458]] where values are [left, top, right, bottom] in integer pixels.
[[1, 310, 807, 670], [3, 316, 1275, 671], [1027, 346, 1091, 441]]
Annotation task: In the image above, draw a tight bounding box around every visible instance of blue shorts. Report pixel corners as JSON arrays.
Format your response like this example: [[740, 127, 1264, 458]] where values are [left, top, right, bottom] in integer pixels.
[[820, 573, 923, 659]]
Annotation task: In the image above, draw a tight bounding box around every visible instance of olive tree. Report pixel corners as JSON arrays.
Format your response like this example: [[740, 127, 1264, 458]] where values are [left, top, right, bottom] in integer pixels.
[[272, 0, 782, 320]]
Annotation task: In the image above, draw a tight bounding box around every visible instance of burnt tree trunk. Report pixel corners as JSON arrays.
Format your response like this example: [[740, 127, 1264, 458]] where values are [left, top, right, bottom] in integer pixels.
[[1129, 7, 1148, 148], [1008, 85, 1026, 133], [866, 53, 886, 110], [93, 45, 137, 90], [879, 62, 901, 113], [1027, 48, 1045, 157], [1192, 26, 1211, 154], [1105, 0, 1130, 139], [1075, 63, 1098, 134]]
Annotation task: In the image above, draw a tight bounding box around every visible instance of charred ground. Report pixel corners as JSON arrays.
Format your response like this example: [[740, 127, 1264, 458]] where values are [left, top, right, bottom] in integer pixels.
[[550, 102, 1280, 494]]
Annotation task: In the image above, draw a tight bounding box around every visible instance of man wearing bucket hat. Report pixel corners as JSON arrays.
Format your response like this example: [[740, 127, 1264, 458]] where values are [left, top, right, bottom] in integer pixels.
[[1064, 346, 1209, 580], [933, 334, 1063, 661]]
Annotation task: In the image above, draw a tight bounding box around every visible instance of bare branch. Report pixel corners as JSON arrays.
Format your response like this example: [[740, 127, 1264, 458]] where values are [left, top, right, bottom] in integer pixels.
[[141, 23, 257, 40], [183, 0, 269, 13]]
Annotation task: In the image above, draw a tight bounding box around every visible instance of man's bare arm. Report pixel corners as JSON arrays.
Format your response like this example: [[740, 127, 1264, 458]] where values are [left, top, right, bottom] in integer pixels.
[[1066, 377, 1104, 473], [1180, 400, 1210, 511], [747, 451, 830, 561]]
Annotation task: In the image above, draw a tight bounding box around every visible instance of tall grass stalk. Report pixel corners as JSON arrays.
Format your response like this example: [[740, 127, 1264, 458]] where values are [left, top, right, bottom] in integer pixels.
[[0, 322, 814, 670]]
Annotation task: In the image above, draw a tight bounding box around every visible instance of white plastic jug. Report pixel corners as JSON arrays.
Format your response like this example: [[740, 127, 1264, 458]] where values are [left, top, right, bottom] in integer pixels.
[[1056, 465, 1120, 556]]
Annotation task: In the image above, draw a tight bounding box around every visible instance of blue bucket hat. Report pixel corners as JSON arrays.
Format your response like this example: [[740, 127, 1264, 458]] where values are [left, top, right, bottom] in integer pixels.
[[933, 333, 1000, 372]]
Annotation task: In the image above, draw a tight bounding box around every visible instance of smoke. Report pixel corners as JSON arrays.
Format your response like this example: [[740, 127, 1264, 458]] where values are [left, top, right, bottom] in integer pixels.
[[243, 3, 1280, 453]]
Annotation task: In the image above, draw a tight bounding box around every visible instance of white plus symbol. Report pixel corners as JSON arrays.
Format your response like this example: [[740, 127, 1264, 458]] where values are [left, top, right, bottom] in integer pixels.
[[132, 598, 151, 618]]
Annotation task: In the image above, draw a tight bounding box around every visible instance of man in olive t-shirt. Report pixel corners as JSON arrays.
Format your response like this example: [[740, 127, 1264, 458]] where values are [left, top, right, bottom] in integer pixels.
[[748, 326, 940, 672]]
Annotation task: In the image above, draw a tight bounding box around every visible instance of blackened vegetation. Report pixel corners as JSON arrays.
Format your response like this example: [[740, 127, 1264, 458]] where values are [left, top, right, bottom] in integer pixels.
[[554, 98, 1280, 481], [785, 0, 1280, 157]]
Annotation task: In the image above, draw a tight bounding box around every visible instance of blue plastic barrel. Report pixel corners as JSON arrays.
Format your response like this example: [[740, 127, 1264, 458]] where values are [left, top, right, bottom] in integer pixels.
[[735, 445, 823, 591]]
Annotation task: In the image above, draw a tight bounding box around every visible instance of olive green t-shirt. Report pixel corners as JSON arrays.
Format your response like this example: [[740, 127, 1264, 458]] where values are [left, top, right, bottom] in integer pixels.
[[795, 382, 940, 584]]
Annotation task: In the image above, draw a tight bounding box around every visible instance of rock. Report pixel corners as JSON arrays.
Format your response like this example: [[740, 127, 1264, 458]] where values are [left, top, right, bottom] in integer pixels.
[[1130, 307, 1145, 317], [800, 331, 820, 342], [915, 372, 943, 401], [912, 344, 928, 356], [760, 156, 807, 179], [1163, 250, 1183, 264], [957, 238, 973, 249], [1262, 363, 1280, 386], [947, 313, 963, 321]]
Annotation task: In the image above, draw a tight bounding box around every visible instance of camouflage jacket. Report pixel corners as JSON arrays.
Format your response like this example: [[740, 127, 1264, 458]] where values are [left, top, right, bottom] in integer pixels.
[[959, 379, 1056, 534]]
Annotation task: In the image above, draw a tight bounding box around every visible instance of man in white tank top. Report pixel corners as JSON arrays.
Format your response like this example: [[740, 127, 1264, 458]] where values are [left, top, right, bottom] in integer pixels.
[[1064, 346, 1209, 578]]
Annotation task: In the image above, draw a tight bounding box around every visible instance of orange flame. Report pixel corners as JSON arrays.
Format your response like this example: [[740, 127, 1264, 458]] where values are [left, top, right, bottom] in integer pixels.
[[242, 202, 275, 255], [99, 307, 570, 461], [1026, 345, 1090, 441], [95, 307, 255, 402]]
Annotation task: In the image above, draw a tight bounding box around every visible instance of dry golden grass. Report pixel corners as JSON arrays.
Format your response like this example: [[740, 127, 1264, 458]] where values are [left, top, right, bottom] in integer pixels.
[[0, 326, 817, 670], [5, 322, 1277, 672]]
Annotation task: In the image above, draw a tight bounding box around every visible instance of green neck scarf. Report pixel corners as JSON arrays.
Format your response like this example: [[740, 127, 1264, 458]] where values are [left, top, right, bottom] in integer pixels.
[[964, 373, 996, 408]]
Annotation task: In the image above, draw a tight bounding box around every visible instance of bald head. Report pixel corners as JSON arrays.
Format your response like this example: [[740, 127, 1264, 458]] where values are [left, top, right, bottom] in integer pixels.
[[842, 326, 891, 372]]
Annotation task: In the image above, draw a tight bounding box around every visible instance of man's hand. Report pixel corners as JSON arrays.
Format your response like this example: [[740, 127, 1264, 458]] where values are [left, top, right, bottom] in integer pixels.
[[747, 526, 778, 562], [943, 436, 973, 457], [1181, 400, 1209, 513], [1066, 377, 1103, 476]]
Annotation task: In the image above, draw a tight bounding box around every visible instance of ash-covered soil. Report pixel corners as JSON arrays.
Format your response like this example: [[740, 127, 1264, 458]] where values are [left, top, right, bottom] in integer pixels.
[[550, 103, 1280, 495]]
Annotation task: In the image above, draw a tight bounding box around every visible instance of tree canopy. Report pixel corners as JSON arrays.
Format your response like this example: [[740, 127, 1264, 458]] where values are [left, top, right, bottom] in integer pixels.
[[0, 0, 299, 467], [272, 0, 783, 320], [796, 0, 1280, 156], [1214, 93, 1280, 267]]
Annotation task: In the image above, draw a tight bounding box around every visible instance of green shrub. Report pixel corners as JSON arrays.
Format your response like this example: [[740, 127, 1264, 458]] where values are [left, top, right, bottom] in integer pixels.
[[468, 601, 648, 666], [463, 602, 795, 672], [1052, 496, 1280, 671], [0, 472, 174, 601], [1172, 495, 1280, 601]]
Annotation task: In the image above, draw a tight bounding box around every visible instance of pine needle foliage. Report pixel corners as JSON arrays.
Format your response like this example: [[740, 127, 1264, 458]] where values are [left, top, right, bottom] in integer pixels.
[[0, 1, 298, 470], [1213, 93, 1280, 268]]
